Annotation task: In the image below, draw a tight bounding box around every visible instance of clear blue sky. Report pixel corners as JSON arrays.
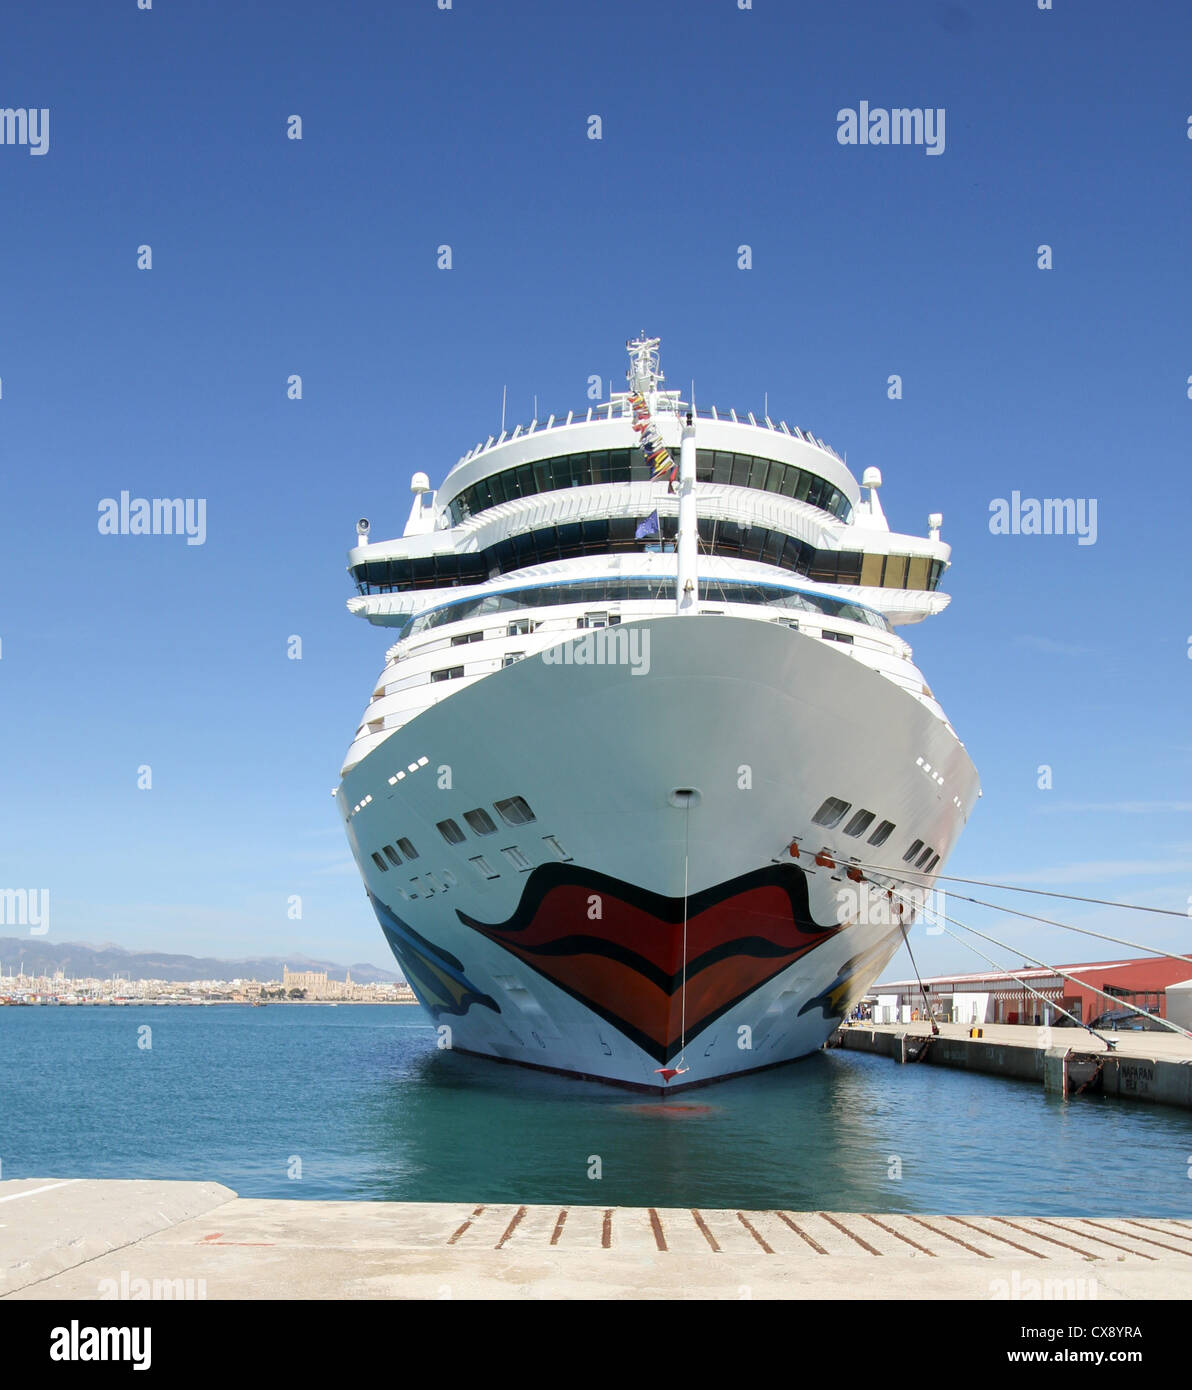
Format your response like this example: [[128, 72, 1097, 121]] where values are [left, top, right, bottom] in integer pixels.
[[2, 1, 1189, 976]]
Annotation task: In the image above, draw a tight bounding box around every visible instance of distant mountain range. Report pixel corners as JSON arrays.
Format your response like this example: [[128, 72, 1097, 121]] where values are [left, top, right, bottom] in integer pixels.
[[0, 938, 401, 985]]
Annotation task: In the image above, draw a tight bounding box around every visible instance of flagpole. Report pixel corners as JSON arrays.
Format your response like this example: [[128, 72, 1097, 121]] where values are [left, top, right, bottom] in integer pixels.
[[676, 411, 698, 614]]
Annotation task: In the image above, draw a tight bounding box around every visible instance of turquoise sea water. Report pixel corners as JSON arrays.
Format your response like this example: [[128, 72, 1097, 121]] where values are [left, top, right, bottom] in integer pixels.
[[2, 1004, 1189, 1215]]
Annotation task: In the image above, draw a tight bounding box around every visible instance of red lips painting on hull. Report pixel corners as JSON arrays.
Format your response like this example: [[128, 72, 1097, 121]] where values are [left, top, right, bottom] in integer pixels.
[[456, 862, 842, 1063]]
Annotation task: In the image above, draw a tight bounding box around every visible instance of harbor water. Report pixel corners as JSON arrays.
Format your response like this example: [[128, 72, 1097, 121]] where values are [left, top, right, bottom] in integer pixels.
[[2, 1004, 1189, 1216]]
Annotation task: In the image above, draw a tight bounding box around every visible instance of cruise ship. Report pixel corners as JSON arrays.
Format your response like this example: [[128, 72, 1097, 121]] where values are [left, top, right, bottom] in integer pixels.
[[336, 337, 980, 1089]]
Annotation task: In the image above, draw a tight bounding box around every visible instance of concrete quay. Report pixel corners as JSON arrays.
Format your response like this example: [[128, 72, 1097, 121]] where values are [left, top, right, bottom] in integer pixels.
[[2, 1180, 1191, 1301], [831, 1020, 1192, 1109]]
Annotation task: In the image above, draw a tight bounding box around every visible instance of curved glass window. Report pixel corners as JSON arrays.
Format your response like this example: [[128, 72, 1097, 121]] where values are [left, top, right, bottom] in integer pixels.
[[442, 447, 852, 527], [349, 517, 930, 595], [396, 578, 891, 641]]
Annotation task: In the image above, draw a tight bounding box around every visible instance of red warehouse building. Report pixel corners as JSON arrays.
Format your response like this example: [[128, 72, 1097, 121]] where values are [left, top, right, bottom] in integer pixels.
[[872, 955, 1192, 1027]]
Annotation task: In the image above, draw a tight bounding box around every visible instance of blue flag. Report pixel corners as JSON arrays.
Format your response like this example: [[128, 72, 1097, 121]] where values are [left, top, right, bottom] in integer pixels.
[[635, 510, 660, 539]]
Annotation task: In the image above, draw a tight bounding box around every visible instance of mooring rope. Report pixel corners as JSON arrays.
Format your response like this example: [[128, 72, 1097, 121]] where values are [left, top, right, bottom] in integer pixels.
[[896, 915, 939, 1036], [887, 883, 1192, 1043], [851, 859, 1191, 922], [839, 853, 1192, 972]]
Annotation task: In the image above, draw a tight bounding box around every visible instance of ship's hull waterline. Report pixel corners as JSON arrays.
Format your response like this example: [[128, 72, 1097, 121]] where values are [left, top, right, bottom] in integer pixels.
[[338, 615, 978, 1090]]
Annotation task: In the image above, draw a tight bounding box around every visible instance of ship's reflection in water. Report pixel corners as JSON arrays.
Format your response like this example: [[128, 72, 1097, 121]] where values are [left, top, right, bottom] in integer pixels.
[[360, 1018, 1188, 1216], [3, 1004, 1188, 1217]]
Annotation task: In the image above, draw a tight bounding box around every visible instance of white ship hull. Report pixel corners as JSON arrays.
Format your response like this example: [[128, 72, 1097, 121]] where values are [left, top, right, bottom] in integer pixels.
[[338, 615, 978, 1090]]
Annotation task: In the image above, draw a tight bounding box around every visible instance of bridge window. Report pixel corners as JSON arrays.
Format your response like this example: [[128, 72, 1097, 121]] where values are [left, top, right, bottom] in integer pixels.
[[352, 521, 940, 597]]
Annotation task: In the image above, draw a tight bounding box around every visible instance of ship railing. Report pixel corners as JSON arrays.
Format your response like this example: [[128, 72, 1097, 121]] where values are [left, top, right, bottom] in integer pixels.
[[455, 406, 845, 469]]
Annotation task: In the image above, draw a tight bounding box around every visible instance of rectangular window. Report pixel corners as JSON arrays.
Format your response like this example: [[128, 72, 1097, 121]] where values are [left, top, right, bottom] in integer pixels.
[[451, 631, 483, 646], [730, 454, 751, 487], [748, 456, 771, 490], [370, 852, 389, 872], [812, 796, 851, 828], [436, 819, 465, 845], [383, 845, 402, 867], [431, 666, 464, 682], [581, 612, 608, 629], [843, 809, 875, 838], [712, 451, 733, 485], [502, 846, 532, 871], [396, 837, 419, 860], [494, 796, 536, 826], [464, 807, 497, 835], [902, 838, 924, 863], [542, 834, 572, 861], [507, 618, 534, 636], [905, 556, 930, 591], [469, 854, 500, 879], [502, 652, 525, 667], [860, 553, 885, 587], [835, 552, 863, 585], [883, 555, 908, 590], [916, 845, 935, 869], [822, 631, 854, 646], [810, 552, 839, 583]]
